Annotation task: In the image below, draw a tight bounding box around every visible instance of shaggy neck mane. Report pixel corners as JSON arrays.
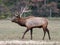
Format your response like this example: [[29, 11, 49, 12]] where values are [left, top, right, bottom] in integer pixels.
[[17, 17, 26, 27]]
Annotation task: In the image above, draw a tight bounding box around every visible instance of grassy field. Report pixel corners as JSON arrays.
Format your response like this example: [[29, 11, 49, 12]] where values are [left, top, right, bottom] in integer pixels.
[[0, 19, 60, 41]]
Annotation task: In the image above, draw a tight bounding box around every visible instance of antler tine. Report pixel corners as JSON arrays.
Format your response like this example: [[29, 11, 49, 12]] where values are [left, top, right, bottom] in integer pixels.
[[15, 12, 17, 16], [14, 11, 19, 17], [20, 6, 28, 17], [20, 7, 24, 17], [17, 11, 19, 14], [20, 6, 31, 17]]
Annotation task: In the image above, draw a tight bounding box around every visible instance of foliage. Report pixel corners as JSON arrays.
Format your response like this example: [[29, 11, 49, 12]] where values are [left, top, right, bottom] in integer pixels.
[[57, 3, 60, 9], [0, 0, 60, 19]]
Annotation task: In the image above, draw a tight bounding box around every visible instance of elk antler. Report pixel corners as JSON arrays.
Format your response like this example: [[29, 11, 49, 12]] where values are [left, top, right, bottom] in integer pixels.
[[14, 11, 20, 18], [20, 6, 31, 17]]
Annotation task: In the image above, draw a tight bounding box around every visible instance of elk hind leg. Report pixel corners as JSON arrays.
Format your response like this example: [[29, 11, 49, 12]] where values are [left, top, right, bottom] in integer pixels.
[[46, 28, 51, 40]]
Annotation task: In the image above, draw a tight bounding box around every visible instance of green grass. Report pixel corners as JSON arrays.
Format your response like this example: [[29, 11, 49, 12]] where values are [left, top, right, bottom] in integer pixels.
[[0, 19, 60, 41]]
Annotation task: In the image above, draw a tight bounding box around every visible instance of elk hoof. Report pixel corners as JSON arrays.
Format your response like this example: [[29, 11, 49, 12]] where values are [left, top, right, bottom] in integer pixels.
[[42, 38, 44, 40], [22, 37, 24, 39], [49, 37, 51, 40]]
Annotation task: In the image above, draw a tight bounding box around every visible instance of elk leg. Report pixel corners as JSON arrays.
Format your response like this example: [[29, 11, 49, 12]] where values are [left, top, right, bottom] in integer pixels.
[[42, 29, 46, 40], [30, 28, 33, 40], [22, 29, 29, 39], [46, 28, 51, 40]]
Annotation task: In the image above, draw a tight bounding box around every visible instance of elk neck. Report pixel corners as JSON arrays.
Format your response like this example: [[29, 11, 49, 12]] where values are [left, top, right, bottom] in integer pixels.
[[16, 17, 26, 27]]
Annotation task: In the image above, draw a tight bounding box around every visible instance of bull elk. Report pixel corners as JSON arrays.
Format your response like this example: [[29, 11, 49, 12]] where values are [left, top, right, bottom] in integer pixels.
[[11, 7, 51, 40]]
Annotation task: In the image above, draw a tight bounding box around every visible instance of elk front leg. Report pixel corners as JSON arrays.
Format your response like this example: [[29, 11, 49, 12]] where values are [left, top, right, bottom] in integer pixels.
[[42, 30, 46, 40], [30, 28, 33, 40], [22, 29, 29, 39]]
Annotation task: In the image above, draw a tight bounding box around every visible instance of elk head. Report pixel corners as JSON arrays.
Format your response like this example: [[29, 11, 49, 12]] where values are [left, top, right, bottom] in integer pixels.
[[12, 6, 31, 23], [11, 12, 20, 23]]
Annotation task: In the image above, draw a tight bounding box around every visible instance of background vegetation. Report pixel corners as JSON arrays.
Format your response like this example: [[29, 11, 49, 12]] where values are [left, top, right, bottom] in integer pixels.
[[0, 0, 60, 19]]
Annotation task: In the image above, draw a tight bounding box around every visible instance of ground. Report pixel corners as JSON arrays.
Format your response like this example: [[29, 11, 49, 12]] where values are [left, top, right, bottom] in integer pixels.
[[0, 18, 60, 41]]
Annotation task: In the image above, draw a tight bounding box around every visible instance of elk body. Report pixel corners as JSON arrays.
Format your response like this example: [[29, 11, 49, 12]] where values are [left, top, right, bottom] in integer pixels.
[[12, 15, 51, 40]]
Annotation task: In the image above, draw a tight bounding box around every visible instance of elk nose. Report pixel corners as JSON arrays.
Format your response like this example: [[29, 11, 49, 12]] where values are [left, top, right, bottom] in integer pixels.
[[11, 18, 15, 22], [11, 20, 14, 22], [11, 19, 14, 22]]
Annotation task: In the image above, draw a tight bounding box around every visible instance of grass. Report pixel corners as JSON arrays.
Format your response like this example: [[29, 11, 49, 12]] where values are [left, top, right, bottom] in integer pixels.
[[0, 19, 60, 41]]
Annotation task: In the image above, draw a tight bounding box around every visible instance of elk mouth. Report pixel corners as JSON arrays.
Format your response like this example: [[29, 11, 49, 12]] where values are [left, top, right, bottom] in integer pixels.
[[12, 20, 15, 22], [12, 21, 14, 22], [11, 19, 14, 22]]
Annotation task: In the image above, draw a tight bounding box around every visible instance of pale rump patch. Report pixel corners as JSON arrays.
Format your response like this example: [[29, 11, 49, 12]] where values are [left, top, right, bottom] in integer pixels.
[[26, 17, 48, 27]]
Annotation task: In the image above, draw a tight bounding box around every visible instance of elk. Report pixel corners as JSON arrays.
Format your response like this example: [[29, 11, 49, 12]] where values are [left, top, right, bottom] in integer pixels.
[[12, 7, 51, 40]]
